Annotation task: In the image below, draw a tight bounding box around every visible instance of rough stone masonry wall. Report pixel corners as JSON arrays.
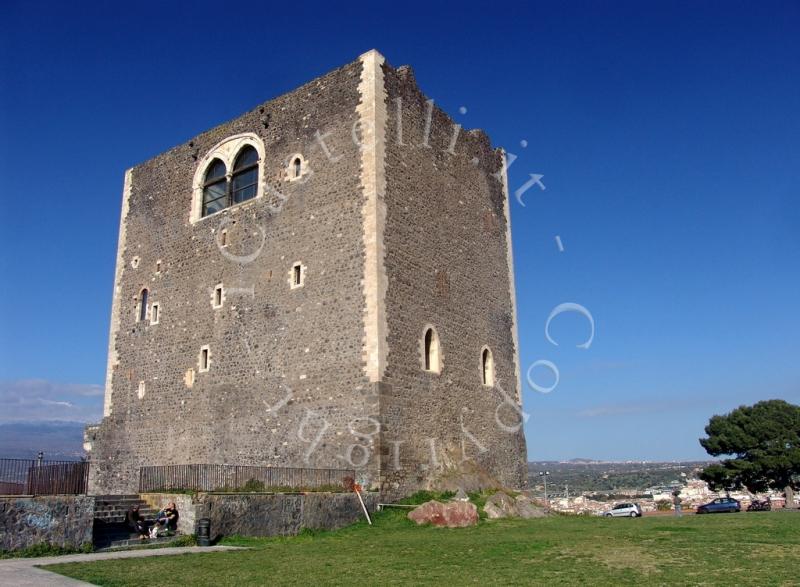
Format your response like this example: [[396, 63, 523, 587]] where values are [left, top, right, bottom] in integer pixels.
[[0, 496, 94, 552], [378, 63, 528, 497], [90, 50, 526, 499], [197, 492, 377, 538], [139, 493, 197, 536], [90, 57, 377, 494]]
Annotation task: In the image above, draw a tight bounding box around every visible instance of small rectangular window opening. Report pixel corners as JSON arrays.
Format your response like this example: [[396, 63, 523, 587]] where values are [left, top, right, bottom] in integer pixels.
[[221, 230, 228, 247], [138, 289, 149, 322], [213, 285, 223, 308], [151, 303, 159, 324], [200, 347, 210, 372], [293, 264, 302, 286]]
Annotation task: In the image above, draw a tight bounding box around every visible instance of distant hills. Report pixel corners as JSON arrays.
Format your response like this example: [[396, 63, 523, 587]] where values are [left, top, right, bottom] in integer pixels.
[[527, 460, 714, 495], [0, 421, 87, 460], [0, 422, 713, 475], [532, 459, 706, 465]]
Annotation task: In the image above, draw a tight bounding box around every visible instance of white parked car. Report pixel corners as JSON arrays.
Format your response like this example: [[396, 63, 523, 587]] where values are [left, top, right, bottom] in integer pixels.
[[602, 503, 642, 518]]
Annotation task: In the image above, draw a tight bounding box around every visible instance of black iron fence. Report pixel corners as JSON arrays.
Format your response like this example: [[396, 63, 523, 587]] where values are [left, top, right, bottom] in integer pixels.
[[0, 458, 90, 495], [139, 464, 355, 493]]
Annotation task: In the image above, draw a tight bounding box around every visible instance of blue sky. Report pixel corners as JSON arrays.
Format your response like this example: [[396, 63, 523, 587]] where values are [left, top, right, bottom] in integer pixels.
[[1, 1, 798, 460]]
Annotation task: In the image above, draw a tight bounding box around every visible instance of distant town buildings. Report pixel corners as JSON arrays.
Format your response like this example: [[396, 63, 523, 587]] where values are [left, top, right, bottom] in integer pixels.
[[542, 477, 788, 515]]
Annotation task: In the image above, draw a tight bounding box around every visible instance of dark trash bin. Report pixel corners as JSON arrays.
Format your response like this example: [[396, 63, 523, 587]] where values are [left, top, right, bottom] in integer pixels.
[[196, 518, 211, 546]]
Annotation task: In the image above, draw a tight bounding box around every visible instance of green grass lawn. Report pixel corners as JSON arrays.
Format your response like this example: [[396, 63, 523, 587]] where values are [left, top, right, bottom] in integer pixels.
[[44, 510, 799, 586]]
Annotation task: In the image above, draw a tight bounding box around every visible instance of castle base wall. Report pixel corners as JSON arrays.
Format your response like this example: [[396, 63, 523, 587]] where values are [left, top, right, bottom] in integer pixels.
[[0, 496, 94, 552], [139, 491, 377, 539]]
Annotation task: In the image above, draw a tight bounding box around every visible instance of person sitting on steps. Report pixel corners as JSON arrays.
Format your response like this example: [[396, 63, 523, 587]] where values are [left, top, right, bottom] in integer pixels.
[[150, 502, 179, 538], [164, 502, 179, 533], [126, 504, 148, 541], [149, 508, 167, 538]]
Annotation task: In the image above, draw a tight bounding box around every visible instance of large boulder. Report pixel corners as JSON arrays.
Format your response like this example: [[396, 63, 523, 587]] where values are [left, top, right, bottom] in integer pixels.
[[483, 492, 547, 519], [483, 492, 520, 519], [443, 501, 479, 527], [514, 494, 547, 518], [408, 500, 478, 527], [429, 459, 503, 494], [408, 500, 446, 526]]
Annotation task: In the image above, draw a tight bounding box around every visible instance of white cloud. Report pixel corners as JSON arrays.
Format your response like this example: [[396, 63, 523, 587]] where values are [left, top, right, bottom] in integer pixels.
[[38, 399, 75, 408], [0, 379, 103, 423]]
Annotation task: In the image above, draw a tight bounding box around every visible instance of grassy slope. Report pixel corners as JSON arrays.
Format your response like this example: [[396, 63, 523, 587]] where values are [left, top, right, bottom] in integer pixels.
[[44, 510, 799, 586]]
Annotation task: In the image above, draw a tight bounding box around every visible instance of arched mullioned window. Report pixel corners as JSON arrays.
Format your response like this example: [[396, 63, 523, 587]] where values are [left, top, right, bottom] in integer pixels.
[[192, 134, 265, 223], [202, 159, 227, 217], [200, 146, 260, 218], [138, 289, 149, 322], [232, 147, 259, 204], [423, 327, 441, 373], [482, 347, 495, 387]]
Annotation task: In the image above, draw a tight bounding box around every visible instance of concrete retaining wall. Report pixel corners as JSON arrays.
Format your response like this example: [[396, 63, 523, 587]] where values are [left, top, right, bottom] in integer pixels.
[[0, 496, 94, 552]]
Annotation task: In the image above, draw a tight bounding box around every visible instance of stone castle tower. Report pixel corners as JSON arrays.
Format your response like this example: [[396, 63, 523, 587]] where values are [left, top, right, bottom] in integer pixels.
[[87, 50, 527, 497]]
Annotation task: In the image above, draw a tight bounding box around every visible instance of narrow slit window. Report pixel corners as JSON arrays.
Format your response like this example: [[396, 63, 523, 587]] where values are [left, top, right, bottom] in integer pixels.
[[290, 263, 304, 288], [213, 285, 223, 308], [200, 347, 210, 372], [293, 157, 302, 178], [425, 330, 433, 370], [482, 347, 494, 387], [151, 303, 160, 325], [138, 289, 149, 322], [423, 327, 440, 373], [220, 230, 227, 247]]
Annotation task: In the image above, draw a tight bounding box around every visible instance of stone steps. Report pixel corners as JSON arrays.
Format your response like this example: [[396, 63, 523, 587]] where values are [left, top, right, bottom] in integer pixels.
[[92, 494, 172, 548], [94, 506, 158, 523], [95, 533, 182, 551], [93, 496, 156, 519]]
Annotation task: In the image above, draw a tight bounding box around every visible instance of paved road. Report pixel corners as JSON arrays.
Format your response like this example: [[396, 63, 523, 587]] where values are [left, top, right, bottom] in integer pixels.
[[0, 545, 244, 586]]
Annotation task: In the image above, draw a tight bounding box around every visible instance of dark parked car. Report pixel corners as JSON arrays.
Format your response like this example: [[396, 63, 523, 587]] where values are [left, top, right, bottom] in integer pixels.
[[696, 497, 741, 514]]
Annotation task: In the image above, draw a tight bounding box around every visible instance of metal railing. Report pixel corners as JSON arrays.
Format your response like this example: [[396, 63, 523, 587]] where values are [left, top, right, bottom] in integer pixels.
[[0, 458, 90, 495], [139, 463, 355, 493]]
